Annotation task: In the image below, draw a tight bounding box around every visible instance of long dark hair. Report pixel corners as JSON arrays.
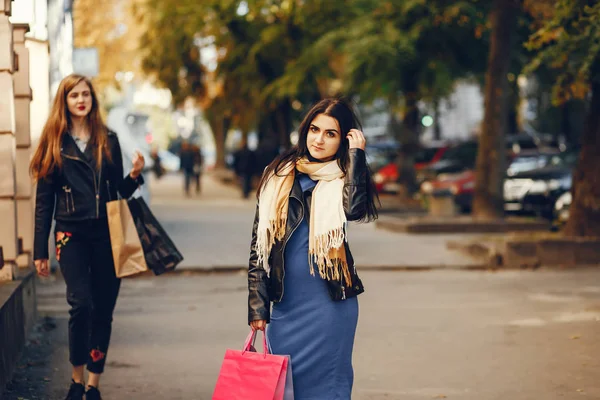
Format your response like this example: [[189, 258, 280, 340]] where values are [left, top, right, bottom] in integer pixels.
[[257, 98, 379, 222]]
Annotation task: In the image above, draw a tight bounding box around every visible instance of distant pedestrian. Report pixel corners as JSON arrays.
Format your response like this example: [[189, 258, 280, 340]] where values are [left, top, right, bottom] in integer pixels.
[[150, 147, 165, 179], [30, 74, 145, 400], [179, 140, 196, 197], [233, 139, 256, 198], [247, 98, 379, 399], [192, 144, 203, 194]]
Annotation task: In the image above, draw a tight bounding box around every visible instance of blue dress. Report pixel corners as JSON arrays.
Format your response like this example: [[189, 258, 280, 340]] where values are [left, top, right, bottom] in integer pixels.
[[267, 174, 359, 400]]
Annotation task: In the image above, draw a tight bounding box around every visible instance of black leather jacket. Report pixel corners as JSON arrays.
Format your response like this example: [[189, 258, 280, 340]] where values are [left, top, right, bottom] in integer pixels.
[[248, 148, 369, 324], [33, 131, 144, 260]]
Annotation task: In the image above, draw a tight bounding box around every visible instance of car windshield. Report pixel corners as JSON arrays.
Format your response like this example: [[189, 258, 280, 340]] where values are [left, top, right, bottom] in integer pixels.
[[366, 147, 396, 171], [508, 154, 550, 175], [549, 151, 579, 167], [414, 147, 441, 164], [440, 142, 478, 163]]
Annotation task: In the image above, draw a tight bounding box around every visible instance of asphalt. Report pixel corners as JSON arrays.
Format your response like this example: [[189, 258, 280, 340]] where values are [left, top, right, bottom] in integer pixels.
[[3, 268, 600, 399]]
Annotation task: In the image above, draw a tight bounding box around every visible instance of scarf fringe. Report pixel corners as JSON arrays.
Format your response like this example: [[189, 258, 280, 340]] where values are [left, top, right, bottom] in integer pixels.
[[309, 226, 352, 286], [256, 216, 287, 273]]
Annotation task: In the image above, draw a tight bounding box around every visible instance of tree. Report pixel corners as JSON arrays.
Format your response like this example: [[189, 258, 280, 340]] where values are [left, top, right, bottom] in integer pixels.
[[472, 0, 520, 219], [136, 0, 351, 168], [294, 0, 490, 195], [73, 0, 147, 97], [526, 1, 600, 236]]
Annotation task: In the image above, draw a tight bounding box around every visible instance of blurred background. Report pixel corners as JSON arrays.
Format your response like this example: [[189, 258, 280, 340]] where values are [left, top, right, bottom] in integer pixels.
[[11, 0, 599, 230]]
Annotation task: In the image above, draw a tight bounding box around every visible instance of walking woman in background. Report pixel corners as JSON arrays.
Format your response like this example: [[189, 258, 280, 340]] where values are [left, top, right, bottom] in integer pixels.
[[31, 74, 145, 400], [247, 98, 379, 399]]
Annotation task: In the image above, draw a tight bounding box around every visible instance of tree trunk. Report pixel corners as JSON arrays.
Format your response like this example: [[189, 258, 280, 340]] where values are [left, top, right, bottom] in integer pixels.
[[563, 81, 600, 237], [276, 100, 292, 150], [257, 101, 292, 152], [399, 92, 421, 196], [433, 97, 442, 141], [472, 0, 518, 219], [205, 109, 230, 169]]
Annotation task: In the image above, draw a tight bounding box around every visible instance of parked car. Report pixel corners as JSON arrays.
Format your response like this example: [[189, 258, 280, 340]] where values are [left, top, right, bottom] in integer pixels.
[[504, 151, 578, 219], [421, 170, 475, 213], [373, 143, 448, 193], [366, 141, 401, 173], [417, 140, 479, 185], [421, 150, 561, 213], [506, 150, 559, 176]]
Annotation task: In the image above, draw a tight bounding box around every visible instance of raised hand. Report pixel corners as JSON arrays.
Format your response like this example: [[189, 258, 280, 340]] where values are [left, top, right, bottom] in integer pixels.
[[347, 129, 366, 150]]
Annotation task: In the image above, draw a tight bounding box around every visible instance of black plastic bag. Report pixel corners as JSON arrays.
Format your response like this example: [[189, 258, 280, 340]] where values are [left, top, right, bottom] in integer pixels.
[[128, 197, 183, 275]]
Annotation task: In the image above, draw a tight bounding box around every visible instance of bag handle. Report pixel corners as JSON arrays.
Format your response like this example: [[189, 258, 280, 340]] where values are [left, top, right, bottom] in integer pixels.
[[242, 329, 269, 358]]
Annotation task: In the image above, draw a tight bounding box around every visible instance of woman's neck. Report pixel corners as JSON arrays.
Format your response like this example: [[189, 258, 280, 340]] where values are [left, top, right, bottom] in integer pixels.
[[70, 117, 89, 139], [307, 153, 326, 163]]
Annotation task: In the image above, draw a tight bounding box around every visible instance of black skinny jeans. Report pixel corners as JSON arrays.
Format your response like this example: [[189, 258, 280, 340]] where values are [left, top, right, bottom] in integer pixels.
[[55, 218, 121, 374]]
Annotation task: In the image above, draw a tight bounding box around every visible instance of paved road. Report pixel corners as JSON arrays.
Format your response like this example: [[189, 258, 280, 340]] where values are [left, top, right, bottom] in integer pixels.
[[150, 173, 482, 270], [3, 268, 600, 400]]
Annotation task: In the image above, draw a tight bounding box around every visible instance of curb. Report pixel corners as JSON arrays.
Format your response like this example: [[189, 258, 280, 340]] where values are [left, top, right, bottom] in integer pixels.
[[0, 270, 37, 391], [376, 215, 551, 234], [120, 264, 491, 277]]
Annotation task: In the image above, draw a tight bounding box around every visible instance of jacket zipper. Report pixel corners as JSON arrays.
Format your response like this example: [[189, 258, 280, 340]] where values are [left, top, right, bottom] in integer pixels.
[[62, 186, 75, 213], [278, 197, 304, 302], [96, 166, 102, 217], [62, 153, 101, 218]]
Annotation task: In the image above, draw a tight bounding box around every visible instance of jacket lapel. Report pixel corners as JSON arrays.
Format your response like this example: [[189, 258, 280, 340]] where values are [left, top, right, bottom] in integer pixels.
[[60, 133, 81, 159], [61, 133, 95, 166]]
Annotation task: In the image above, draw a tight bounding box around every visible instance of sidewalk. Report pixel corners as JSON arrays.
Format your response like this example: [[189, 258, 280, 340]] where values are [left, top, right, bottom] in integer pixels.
[[149, 173, 484, 271]]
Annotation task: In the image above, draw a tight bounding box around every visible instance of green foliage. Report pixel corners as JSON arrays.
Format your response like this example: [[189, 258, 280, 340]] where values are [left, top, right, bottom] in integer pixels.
[[525, 0, 600, 104], [137, 1, 206, 105], [137, 0, 499, 144], [303, 0, 490, 104]]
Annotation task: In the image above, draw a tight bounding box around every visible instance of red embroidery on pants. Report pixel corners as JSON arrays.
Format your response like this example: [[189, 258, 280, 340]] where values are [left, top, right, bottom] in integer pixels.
[[90, 349, 105, 363], [55, 231, 72, 261]]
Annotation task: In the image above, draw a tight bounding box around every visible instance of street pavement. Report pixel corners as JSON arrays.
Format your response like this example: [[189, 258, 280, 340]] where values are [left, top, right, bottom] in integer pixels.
[[3, 268, 600, 399], [149, 173, 483, 270]]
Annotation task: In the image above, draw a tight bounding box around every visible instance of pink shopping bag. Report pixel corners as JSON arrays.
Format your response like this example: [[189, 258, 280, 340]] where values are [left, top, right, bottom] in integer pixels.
[[213, 330, 292, 400]]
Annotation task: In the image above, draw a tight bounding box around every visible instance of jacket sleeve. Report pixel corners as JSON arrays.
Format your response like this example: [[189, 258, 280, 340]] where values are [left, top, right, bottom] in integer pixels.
[[343, 148, 368, 221], [111, 134, 144, 199], [248, 204, 271, 324], [33, 175, 56, 260]]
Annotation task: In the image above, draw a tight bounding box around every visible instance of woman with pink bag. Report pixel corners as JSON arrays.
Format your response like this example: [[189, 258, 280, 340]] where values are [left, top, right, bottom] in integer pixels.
[[247, 98, 379, 399]]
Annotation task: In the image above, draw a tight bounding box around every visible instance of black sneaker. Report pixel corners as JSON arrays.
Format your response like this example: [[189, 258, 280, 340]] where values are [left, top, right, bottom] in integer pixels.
[[65, 380, 85, 400], [86, 386, 103, 400]]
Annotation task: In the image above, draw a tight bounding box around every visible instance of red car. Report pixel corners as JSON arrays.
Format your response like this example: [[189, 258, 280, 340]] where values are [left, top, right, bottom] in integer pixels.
[[373, 145, 448, 193], [421, 170, 475, 213]]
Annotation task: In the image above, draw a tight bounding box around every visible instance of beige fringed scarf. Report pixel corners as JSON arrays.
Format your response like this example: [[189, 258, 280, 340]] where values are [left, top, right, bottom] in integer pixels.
[[256, 157, 352, 286]]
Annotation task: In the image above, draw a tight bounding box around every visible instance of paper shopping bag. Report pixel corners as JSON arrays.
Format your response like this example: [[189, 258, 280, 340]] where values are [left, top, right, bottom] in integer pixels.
[[107, 199, 149, 278], [213, 330, 292, 400]]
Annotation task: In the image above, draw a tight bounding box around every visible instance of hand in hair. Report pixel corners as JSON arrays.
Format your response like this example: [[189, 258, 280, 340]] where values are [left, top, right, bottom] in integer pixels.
[[347, 129, 366, 150]]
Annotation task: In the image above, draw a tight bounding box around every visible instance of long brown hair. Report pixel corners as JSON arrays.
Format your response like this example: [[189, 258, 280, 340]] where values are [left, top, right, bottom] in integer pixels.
[[30, 74, 110, 180]]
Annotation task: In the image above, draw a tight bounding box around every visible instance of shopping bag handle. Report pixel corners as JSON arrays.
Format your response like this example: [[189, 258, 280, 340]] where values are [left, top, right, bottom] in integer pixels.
[[242, 329, 269, 358]]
